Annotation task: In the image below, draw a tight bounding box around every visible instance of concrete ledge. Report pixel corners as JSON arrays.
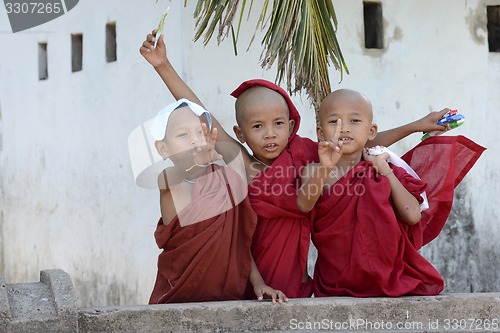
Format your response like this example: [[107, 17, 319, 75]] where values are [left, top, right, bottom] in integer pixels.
[[0, 276, 10, 333], [0, 269, 78, 333], [78, 293, 500, 333], [2, 270, 500, 332]]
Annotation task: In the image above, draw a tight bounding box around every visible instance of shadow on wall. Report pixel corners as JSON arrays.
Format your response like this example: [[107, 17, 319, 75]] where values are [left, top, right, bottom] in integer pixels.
[[420, 181, 492, 293]]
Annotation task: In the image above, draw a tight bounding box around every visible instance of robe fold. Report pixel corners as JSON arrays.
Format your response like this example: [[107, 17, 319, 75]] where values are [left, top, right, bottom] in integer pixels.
[[312, 162, 444, 297], [232, 80, 319, 298], [149, 165, 257, 304], [401, 135, 486, 248], [312, 136, 485, 297]]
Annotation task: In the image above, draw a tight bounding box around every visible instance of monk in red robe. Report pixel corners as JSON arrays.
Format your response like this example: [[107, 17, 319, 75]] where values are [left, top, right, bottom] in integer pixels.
[[231, 80, 319, 298], [149, 164, 257, 303], [147, 100, 286, 304], [297, 89, 485, 297]]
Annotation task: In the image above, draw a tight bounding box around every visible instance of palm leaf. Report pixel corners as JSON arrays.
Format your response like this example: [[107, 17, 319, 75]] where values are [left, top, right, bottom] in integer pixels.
[[187, 0, 349, 113]]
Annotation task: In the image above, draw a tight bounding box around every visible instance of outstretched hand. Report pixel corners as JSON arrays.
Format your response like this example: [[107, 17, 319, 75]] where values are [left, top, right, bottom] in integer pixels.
[[318, 119, 343, 169], [254, 283, 289, 305], [139, 29, 167, 69], [414, 108, 451, 134], [193, 123, 223, 166]]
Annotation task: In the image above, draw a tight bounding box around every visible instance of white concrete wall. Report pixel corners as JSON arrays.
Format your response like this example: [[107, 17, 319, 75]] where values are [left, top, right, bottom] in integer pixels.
[[0, 0, 498, 306]]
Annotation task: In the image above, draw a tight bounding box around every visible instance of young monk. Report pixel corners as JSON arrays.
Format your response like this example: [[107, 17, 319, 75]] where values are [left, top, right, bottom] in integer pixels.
[[140, 31, 457, 299], [145, 99, 287, 304], [297, 89, 485, 297]]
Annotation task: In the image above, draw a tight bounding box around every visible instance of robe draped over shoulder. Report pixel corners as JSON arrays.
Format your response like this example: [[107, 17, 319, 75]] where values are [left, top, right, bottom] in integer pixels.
[[312, 162, 444, 297], [149, 165, 257, 304], [232, 79, 319, 298]]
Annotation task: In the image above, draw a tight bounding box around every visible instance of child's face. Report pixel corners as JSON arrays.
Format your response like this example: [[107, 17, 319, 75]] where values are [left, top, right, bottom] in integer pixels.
[[318, 91, 377, 155], [155, 107, 207, 167], [234, 99, 294, 166]]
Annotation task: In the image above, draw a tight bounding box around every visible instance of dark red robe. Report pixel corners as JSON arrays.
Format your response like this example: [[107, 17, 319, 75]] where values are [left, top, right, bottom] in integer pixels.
[[312, 136, 485, 297], [231, 80, 319, 298], [149, 165, 257, 304], [401, 135, 486, 248]]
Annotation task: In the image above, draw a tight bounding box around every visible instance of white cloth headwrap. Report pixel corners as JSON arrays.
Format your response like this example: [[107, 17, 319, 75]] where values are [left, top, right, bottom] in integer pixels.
[[149, 98, 212, 140], [128, 99, 215, 189], [367, 146, 429, 211]]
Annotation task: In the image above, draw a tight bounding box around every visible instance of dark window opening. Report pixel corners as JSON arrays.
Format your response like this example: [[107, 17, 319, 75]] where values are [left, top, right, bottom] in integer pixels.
[[71, 33, 83, 72], [38, 42, 48, 80], [487, 5, 500, 52], [106, 22, 117, 62], [363, 2, 384, 49]]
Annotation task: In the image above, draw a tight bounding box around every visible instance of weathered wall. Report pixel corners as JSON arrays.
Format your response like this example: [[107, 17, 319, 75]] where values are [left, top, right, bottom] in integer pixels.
[[0, 0, 498, 307]]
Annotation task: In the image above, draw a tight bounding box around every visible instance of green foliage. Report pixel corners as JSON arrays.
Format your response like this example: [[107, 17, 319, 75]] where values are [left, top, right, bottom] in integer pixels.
[[188, 0, 349, 112]]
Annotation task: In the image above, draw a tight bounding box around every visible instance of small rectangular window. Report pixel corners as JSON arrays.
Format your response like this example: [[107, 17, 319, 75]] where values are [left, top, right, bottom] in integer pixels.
[[363, 2, 384, 49], [71, 33, 83, 72], [106, 22, 117, 62], [38, 42, 48, 80], [487, 5, 500, 52]]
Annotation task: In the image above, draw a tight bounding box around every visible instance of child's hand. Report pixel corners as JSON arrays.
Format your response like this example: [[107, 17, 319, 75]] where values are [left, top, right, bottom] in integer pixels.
[[413, 108, 450, 134], [254, 283, 289, 304], [139, 29, 168, 69], [363, 148, 391, 176], [193, 123, 223, 166], [318, 119, 343, 169]]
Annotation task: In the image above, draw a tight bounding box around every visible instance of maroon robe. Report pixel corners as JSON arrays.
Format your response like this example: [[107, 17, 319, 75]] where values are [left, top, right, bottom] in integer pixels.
[[401, 135, 486, 248], [231, 80, 319, 298], [312, 136, 485, 297], [149, 165, 257, 304]]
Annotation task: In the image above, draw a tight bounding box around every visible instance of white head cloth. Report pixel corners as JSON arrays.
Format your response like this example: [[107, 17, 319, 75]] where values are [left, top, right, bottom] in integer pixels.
[[128, 99, 213, 189]]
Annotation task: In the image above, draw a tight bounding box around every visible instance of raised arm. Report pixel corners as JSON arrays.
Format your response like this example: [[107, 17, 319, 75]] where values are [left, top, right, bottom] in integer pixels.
[[369, 109, 450, 147], [297, 121, 343, 213], [140, 31, 252, 170], [140, 31, 202, 105]]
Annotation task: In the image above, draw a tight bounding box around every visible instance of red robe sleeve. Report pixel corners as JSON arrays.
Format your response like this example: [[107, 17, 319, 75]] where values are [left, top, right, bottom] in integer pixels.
[[311, 162, 444, 297], [149, 165, 257, 304]]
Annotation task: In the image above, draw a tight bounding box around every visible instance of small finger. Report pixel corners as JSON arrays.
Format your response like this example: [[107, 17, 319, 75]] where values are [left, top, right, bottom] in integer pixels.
[[201, 123, 208, 136], [211, 127, 218, 143], [142, 40, 154, 51], [439, 108, 450, 115], [334, 119, 342, 139]]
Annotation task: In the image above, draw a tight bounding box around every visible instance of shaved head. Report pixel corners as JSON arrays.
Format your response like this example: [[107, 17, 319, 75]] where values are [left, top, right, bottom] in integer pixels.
[[319, 89, 373, 124], [235, 87, 290, 126]]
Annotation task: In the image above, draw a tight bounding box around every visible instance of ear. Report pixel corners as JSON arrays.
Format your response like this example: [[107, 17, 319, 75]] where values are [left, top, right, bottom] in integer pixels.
[[288, 119, 296, 137], [233, 125, 245, 143], [317, 125, 325, 141], [155, 140, 170, 159], [367, 123, 378, 141]]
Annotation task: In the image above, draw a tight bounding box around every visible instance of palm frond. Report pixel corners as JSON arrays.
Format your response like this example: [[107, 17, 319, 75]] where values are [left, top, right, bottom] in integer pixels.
[[188, 0, 349, 113]]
